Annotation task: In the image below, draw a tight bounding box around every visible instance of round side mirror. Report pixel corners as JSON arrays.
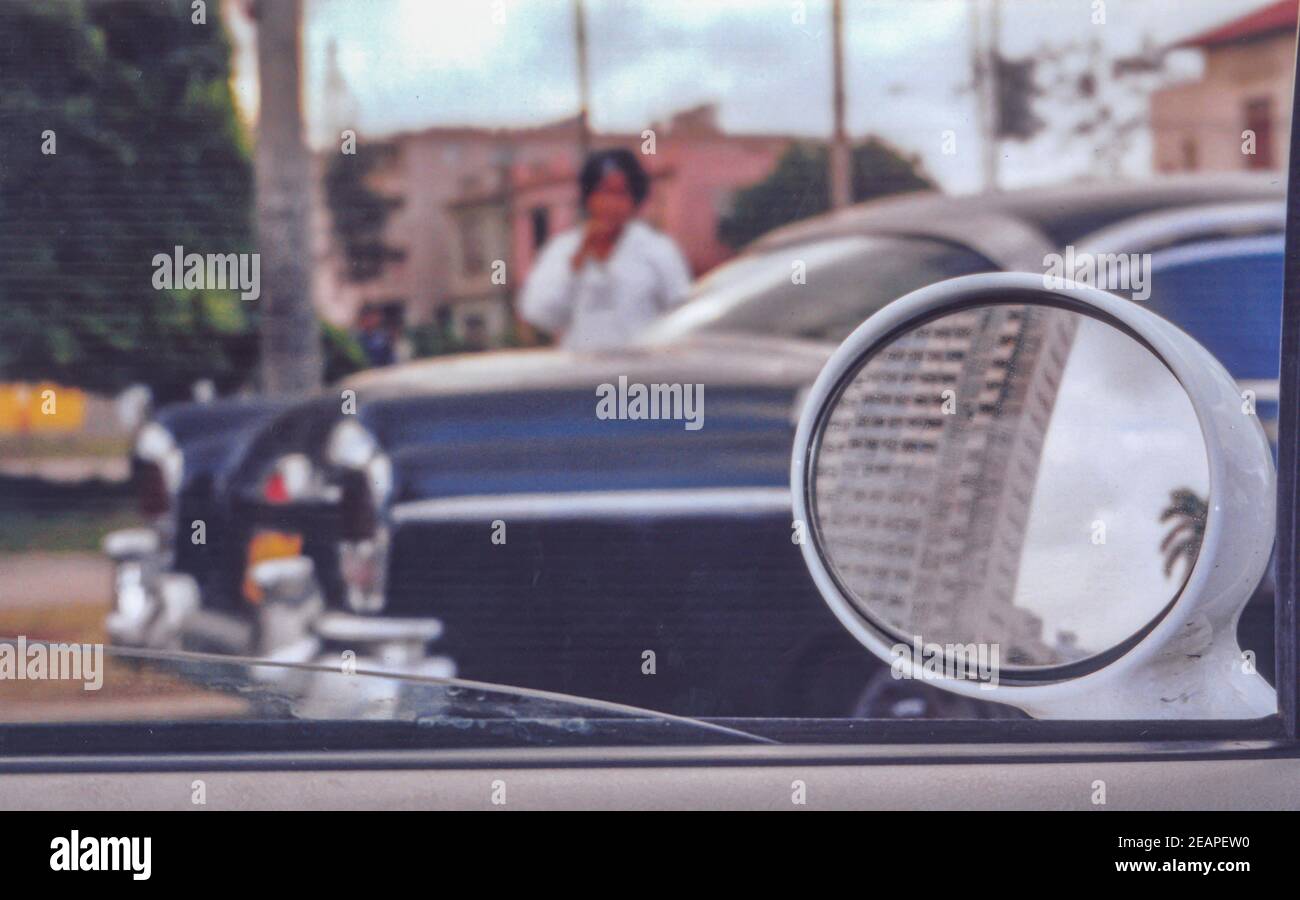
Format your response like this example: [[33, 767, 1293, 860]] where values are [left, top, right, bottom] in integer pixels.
[[792, 273, 1276, 719]]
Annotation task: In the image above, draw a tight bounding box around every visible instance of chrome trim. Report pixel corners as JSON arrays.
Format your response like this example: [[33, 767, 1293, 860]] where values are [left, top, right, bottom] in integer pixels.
[[1080, 201, 1284, 257], [755, 207, 1058, 272], [1239, 379, 1281, 405], [251, 555, 325, 658], [326, 419, 380, 470], [315, 612, 443, 644], [251, 556, 317, 603], [391, 486, 792, 525], [132, 421, 183, 565], [103, 528, 160, 562], [340, 532, 389, 614], [182, 608, 254, 654], [325, 420, 392, 613], [135, 422, 183, 491], [103, 527, 168, 647], [313, 613, 450, 676]]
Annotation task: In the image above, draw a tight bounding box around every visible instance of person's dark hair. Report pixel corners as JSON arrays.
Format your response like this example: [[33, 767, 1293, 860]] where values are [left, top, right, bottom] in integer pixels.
[[578, 148, 649, 208]]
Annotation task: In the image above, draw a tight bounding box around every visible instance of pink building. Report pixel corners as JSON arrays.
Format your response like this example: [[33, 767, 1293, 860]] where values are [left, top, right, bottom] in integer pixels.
[[314, 105, 794, 346], [311, 117, 588, 331]]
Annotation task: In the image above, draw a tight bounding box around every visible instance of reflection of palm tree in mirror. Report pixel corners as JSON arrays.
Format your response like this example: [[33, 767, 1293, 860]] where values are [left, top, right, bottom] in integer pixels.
[[1160, 488, 1206, 579]]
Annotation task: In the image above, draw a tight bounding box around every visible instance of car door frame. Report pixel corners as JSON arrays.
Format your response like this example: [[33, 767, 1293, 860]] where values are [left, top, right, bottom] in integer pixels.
[[4, 191, 1297, 775], [1275, 23, 1300, 741], [8, 32, 1300, 795]]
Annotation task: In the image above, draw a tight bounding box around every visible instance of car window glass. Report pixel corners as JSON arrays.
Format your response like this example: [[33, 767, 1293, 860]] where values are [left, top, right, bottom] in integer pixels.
[[646, 236, 994, 343], [1, 0, 1294, 749]]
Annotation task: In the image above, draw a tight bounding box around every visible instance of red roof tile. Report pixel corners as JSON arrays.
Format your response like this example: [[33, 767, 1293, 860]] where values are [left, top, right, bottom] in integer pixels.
[[1176, 0, 1297, 49]]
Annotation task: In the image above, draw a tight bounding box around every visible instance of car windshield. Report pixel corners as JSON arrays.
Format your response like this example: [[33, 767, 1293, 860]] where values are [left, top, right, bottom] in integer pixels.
[[0, 639, 766, 748], [642, 235, 994, 344], [0, 0, 1292, 752]]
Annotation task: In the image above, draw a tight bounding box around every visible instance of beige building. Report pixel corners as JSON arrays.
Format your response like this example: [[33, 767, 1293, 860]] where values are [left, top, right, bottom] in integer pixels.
[[309, 46, 795, 350], [1152, 0, 1296, 174], [813, 305, 1078, 667], [310, 118, 586, 332], [443, 164, 517, 347]]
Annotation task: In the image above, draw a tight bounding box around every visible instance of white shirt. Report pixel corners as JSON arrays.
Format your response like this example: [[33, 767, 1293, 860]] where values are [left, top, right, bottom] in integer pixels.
[[519, 220, 692, 351]]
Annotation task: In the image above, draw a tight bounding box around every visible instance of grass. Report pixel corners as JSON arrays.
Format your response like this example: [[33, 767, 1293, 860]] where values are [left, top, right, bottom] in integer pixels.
[[0, 474, 141, 553], [0, 433, 130, 460], [0, 507, 142, 554]]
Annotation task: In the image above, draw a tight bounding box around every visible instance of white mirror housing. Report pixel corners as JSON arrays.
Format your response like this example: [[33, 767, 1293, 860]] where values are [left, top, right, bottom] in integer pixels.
[[792, 272, 1277, 720]]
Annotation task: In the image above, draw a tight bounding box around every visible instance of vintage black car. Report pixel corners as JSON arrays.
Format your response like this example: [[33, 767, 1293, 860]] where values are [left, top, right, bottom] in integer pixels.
[[105, 173, 1285, 718]]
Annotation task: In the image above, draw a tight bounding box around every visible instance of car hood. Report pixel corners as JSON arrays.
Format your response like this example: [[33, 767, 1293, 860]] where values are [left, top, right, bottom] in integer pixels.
[[217, 334, 831, 504], [342, 333, 834, 399]]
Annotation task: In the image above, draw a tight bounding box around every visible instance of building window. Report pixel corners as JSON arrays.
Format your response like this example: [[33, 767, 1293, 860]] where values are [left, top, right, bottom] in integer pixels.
[[1180, 137, 1198, 171], [530, 206, 550, 249], [1244, 97, 1275, 170], [460, 213, 486, 275]]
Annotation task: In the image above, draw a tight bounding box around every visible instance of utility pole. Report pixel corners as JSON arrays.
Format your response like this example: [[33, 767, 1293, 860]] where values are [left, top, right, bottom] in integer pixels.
[[574, 0, 592, 158], [971, 0, 1002, 192], [828, 0, 852, 209], [254, 0, 321, 396], [497, 143, 517, 324]]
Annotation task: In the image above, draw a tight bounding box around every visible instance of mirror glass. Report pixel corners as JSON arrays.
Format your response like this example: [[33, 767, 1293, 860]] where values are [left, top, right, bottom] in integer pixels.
[[810, 303, 1210, 669]]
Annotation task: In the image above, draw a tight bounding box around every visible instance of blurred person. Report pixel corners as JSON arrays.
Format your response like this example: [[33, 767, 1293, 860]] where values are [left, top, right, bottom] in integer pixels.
[[356, 306, 395, 367], [520, 149, 691, 351], [382, 306, 414, 363]]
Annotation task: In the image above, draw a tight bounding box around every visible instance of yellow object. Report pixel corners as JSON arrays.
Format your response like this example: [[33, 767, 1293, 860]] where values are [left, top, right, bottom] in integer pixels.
[[242, 530, 305, 604], [0, 385, 26, 433], [0, 383, 87, 434]]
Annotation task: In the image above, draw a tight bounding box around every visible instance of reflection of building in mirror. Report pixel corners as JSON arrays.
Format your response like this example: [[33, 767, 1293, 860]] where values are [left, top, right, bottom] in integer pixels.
[[815, 305, 1078, 666]]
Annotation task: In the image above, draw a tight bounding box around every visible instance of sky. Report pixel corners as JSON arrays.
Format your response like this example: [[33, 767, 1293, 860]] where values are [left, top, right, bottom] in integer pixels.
[[225, 0, 1284, 193], [1015, 313, 1209, 655]]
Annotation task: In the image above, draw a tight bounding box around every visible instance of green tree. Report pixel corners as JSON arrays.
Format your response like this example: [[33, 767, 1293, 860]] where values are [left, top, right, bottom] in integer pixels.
[[323, 141, 405, 283], [0, 0, 255, 402], [718, 138, 934, 250], [1160, 488, 1207, 579], [320, 321, 369, 383]]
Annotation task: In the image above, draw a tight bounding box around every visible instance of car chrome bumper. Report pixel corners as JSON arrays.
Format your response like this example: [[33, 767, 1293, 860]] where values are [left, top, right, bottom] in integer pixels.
[[103, 528, 196, 649], [313, 611, 452, 678], [104, 531, 451, 677]]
